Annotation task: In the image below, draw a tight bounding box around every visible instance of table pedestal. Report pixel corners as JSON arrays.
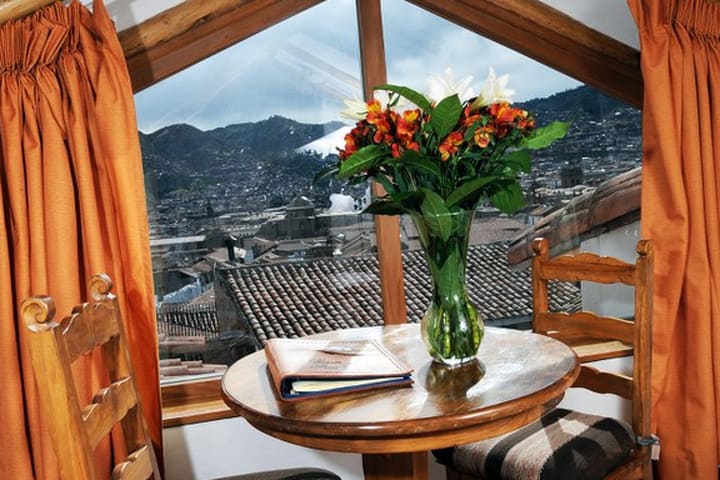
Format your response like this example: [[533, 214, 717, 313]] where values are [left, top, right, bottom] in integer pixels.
[[362, 452, 428, 480]]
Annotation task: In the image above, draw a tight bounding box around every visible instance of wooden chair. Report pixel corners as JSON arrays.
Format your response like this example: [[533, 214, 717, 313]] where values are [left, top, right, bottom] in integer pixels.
[[22, 273, 340, 480], [435, 237, 656, 480]]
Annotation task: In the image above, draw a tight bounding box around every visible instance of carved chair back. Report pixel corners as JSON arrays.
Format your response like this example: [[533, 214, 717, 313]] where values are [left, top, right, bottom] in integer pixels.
[[22, 273, 161, 480], [531, 237, 654, 478]]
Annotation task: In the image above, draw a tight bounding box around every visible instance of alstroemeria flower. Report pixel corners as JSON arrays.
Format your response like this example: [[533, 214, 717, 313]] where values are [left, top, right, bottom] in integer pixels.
[[439, 131, 464, 161], [471, 67, 515, 109], [396, 109, 421, 142], [426, 67, 475, 105], [474, 130, 492, 148]]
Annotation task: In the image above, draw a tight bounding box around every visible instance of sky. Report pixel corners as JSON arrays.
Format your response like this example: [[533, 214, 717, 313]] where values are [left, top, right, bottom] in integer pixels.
[[133, 0, 582, 135]]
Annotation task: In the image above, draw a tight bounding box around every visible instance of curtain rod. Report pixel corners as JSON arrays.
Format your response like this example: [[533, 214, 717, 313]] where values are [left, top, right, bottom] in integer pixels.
[[0, 0, 57, 25]]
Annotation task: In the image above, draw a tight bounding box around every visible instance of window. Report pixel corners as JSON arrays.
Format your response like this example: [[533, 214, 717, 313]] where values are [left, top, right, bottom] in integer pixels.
[[382, 0, 642, 326], [127, 0, 642, 422], [137, 0, 377, 385]]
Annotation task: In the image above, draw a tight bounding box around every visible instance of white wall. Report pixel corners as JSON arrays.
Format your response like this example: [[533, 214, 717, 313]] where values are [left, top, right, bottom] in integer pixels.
[[164, 417, 447, 479], [558, 221, 641, 422], [539, 0, 640, 49], [582, 222, 642, 317], [164, 417, 362, 480]]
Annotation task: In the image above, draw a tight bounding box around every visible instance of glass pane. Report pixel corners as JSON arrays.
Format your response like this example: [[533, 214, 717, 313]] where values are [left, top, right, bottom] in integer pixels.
[[135, 0, 372, 384], [381, 0, 642, 327]]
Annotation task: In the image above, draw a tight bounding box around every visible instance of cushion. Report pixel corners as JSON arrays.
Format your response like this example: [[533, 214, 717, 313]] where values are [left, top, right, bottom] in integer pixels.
[[434, 408, 635, 480]]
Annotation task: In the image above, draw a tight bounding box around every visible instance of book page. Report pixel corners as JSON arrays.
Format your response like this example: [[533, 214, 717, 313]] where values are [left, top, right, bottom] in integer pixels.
[[291, 376, 410, 394]]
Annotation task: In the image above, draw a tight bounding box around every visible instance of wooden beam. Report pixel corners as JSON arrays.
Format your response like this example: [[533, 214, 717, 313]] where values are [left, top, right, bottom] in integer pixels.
[[118, 0, 642, 106], [119, 0, 324, 92], [0, 0, 55, 24], [405, 0, 642, 108], [356, 0, 408, 325]]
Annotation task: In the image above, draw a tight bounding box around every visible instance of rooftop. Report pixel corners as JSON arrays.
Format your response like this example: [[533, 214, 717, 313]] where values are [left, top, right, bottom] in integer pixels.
[[508, 167, 641, 266], [220, 242, 580, 344]]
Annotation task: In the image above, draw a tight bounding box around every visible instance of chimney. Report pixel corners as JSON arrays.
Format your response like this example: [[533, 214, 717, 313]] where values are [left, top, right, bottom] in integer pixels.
[[224, 235, 238, 263]]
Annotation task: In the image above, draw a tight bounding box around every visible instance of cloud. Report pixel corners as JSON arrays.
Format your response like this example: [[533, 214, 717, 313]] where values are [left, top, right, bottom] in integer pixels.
[[134, 0, 581, 134]]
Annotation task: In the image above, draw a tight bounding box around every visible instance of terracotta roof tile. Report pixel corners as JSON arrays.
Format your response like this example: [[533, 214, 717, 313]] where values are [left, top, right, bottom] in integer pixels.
[[508, 167, 641, 267], [221, 242, 580, 344]]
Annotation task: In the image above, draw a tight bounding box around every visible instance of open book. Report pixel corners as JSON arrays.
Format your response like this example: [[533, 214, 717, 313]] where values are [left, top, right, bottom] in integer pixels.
[[264, 338, 413, 401]]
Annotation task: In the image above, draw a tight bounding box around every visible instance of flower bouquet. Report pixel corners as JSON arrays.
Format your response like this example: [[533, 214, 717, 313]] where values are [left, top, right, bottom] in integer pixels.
[[319, 68, 568, 365]]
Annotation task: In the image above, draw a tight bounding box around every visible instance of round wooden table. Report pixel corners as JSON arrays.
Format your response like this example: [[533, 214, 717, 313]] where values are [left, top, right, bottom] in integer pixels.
[[221, 324, 579, 480]]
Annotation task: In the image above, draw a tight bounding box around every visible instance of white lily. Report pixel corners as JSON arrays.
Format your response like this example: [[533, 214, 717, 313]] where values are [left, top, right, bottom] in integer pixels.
[[340, 95, 369, 120], [341, 90, 400, 120], [426, 67, 475, 104], [472, 67, 515, 109]]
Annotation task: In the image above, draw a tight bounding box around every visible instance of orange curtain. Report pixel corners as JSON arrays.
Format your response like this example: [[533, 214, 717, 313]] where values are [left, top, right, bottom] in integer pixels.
[[0, 1, 161, 479], [628, 0, 720, 478]]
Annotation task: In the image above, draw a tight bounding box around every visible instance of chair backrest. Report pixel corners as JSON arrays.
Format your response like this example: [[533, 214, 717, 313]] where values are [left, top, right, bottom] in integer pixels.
[[531, 237, 653, 448], [22, 273, 161, 480]]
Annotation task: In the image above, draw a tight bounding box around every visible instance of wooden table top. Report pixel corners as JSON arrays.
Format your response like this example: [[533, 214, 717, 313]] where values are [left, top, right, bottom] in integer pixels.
[[221, 324, 579, 455]]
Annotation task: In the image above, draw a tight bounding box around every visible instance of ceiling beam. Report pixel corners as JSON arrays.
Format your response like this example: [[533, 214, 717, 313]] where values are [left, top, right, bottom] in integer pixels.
[[119, 0, 324, 93], [405, 0, 642, 108], [117, 0, 642, 106], [0, 0, 55, 24]]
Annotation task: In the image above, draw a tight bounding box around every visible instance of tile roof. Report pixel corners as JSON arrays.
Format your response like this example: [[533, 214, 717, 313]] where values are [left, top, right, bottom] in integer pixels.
[[508, 167, 641, 267], [157, 303, 219, 339], [220, 242, 580, 345]]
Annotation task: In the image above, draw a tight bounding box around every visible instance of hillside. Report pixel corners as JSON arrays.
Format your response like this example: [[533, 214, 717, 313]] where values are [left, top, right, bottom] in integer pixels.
[[141, 85, 641, 213]]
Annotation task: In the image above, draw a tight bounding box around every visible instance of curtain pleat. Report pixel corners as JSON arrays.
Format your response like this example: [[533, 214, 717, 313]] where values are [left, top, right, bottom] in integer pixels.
[[0, 2, 161, 479], [628, 0, 720, 478]]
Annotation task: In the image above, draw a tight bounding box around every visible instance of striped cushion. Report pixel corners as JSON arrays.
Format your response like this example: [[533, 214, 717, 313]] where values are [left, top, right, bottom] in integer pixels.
[[435, 408, 635, 480]]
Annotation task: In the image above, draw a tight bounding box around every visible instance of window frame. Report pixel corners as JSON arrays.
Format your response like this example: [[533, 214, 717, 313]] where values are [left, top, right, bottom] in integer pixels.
[[119, 0, 643, 426]]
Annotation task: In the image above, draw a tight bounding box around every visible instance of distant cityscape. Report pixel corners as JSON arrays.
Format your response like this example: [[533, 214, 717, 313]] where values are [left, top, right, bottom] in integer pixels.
[[143, 85, 642, 378], [143, 85, 641, 270]]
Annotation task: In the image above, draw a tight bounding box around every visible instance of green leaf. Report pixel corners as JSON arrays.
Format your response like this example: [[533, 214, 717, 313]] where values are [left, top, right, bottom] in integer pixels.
[[393, 190, 425, 211], [375, 84, 432, 111], [490, 182, 525, 214], [338, 145, 389, 178], [500, 149, 531, 173], [525, 121, 570, 150], [347, 175, 370, 186], [362, 200, 405, 216], [312, 164, 338, 184], [437, 247, 463, 299], [420, 190, 453, 242], [364, 190, 425, 215], [429, 94, 462, 140], [446, 177, 496, 208], [398, 150, 442, 179], [372, 174, 397, 196]]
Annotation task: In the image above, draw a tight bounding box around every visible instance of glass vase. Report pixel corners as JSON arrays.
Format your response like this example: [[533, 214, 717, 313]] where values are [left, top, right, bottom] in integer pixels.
[[411, 209, 484, 366]]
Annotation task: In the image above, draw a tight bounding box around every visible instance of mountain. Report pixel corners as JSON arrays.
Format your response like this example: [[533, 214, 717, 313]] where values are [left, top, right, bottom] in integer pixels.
[[140, 85, 641, 208], [141, 116, 343, 199], [142, 116, 342, 171], [295, 125, 352, 156], [523, 86, 641, 167], [519, 85, 629, 121], [208, 115, 344, 153]]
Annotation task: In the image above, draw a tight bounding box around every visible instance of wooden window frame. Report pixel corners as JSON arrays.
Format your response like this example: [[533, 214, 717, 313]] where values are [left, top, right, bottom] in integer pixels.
[[114, 0, 643, 426]]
